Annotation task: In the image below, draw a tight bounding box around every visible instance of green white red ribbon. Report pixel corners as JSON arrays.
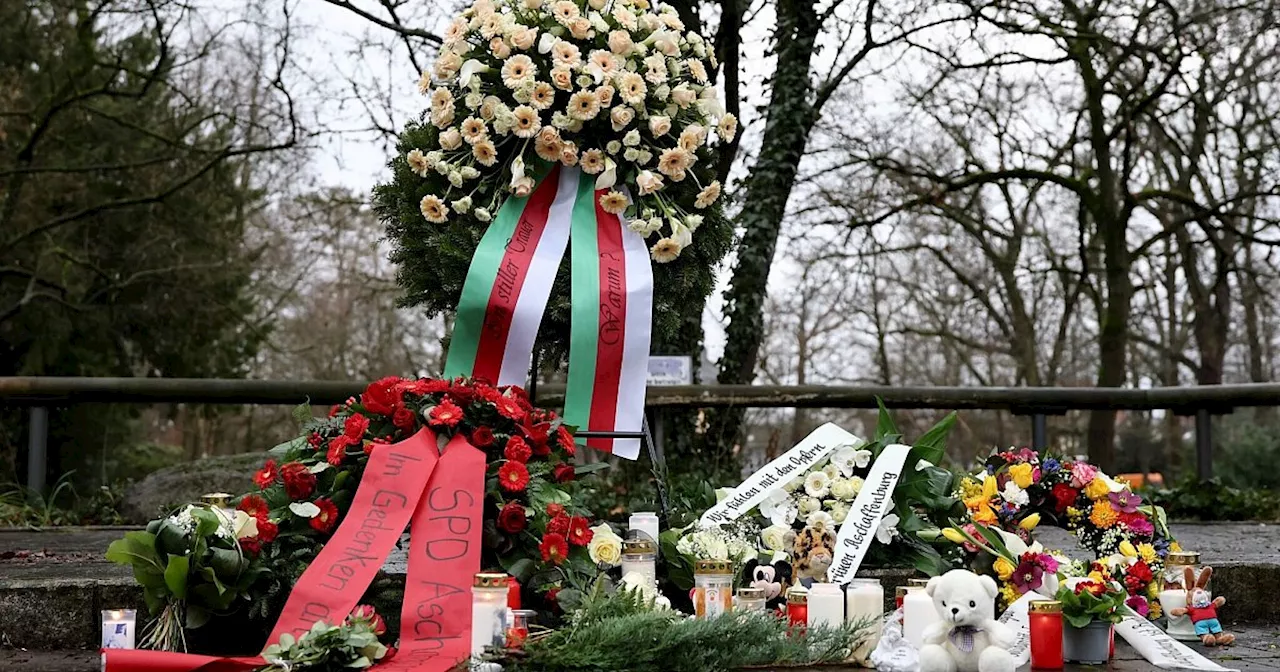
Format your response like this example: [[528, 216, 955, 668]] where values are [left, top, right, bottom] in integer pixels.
[[445, 166, 652, 460]]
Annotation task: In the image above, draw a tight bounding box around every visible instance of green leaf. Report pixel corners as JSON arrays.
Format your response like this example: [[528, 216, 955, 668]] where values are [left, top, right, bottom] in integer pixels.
[[971, 524, 1012, 560], [505, 558, 535, 583], [185, 604, 211, 629], [105, 532, 163, 572], [912, 412, 957, 465], [164, 555, 190, 599], [1064, 613, 1094, 629], [875, 398, 899, 440], [269, 436, 308, 458], [293, 401, 313, 427], [574, 462, 611, 475], [155, 522, 190, 558], [142, 588, 166, 615], [132, 565, 167, 589], [210, 547, 247, 580], [192, 508, 221, 537]]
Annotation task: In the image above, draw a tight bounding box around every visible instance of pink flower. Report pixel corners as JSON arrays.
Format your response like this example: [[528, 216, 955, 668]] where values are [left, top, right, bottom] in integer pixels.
[[1109, 490, 1142, 513], [1126, 595, 1150, 617], [1070, 462, 1098, 488]]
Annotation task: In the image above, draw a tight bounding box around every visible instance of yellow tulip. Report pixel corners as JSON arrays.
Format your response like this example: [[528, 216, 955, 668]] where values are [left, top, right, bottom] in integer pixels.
[[1019, 513, 1041, 531], [1008, 463, 1035, 489], [982, 475, 998, 499], [1084, 477, 1111, 500], [942, 528, 968, 545], [1088, 570, 1106, 583], [1118, 540, 1138, 558], [994, 557, 1015, 581], [973, 504, 998, 525]]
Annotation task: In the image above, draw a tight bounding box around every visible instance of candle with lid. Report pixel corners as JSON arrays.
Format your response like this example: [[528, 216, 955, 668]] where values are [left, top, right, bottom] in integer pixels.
[[1159, 551, 1202, 641], [807, 582, 845, 629], [736, 587, 767, 612], [1029, 600, 1064, 669], [621, 536, 658, 592], [101, 609, 136, 650], [471, 573, 510, 656], [787, 586, 809, 631], [694, 560, 734, 618], [629, 512, 660, 545]]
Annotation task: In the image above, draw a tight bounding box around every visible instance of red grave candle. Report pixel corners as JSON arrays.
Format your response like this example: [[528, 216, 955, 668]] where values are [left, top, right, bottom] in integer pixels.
[[507, 577, 521, 609], [786, 586, 808, 635], [1029, 600, 1064, 670]]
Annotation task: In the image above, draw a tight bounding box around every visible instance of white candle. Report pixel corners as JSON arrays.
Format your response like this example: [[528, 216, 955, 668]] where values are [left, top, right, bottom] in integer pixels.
[[471, 574, 510, 657], [100, 609, 136, 650], [629, 512, 660, 545], [1158, 589, 1198, 641], [807, 582, 845, 629], [846, 579, 884, 659], [903, 586, 942, 649]]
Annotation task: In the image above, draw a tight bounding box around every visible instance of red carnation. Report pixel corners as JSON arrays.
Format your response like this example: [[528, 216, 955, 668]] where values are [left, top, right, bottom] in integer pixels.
[[237, 495, 269, 520], [557, 426, 575, 456], [546, 503, 565, 518], [1050, 483, 1079, 514], [471, 426, 496, 447], [344, 413, 370, 440], [567, 516, 592, 546], [256, 519, 279, 543], [428, 399, 465, 429], [240, 538, 262, 555], [281, 462, 316, 499], [553, 463, 576, 483], [327, 435, 356, 466], [310, 498, 340, 533], [1128, 560, 1153, 584], [504, 436, 532, 463], [474, 384, 503, 404], [498, 461, 530, 492], [363, 376, 404, 415], [253, 460, 279, 490], [497, 501, 527, 534], [546, 513, 570, 536], [392, 407, 417, 433], [494, 396, 526, 422], [539, 533, 569, 565]]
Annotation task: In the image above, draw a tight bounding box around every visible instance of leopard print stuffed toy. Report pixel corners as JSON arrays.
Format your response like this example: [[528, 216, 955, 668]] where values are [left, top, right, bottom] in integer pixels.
[[784, 526, 835, 586]]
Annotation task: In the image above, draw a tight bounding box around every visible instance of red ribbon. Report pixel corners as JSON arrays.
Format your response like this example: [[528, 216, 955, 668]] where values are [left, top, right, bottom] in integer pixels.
[[104, 427, 487, 672]]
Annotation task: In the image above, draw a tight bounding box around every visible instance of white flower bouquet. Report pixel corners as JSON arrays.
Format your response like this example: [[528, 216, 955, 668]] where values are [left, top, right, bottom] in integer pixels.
[[411, 0, 735, 262]]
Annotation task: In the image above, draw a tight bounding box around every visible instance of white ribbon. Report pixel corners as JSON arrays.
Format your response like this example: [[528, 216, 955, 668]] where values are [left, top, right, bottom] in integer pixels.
[[1116, 616, 1239, 671], [698, 423, 861, 526], [996, 591, 1038, 667], [827, 443, 912, 584]]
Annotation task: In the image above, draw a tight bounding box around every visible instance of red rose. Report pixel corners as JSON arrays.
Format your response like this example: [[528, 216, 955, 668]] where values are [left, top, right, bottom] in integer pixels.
[[343, 413, 370, 439], [1050, 483, 1079, 514], [253, 460, 279, 490], [546, 513, 570, 536], [327, 435, 356, 466], [494, 396, 526, 422], [546, 503, 565, 518], [504, 436, 532, 463], [567, 516, 592, 546], [545, 587, 561, 605], [382, 647, 398, 664], [497, 501, 527, 534], [256, 519, 279, 543], [525, 423, 551, 456], [448, 380, 476, 405], [429, 399, 465, 428], [237, 495, 269, 520], [553, 463, 576, 483], [347, 605, 387, 636], [363, 376, 404, 415], [310, 498, 340, 533], [474, 384, 502, 404], [392, 407, 417, 433], [556, 426, 575, 456], [240, 538, 262, 555], [471, 427, 496, 447], [539, 533, 569, 564], [498, 461, 530, 492], [281, 462, 316, 499], [1128, 560, 1153, 584]]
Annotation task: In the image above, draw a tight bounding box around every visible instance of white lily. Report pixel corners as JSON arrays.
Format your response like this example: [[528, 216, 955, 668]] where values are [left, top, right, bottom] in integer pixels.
[[510, 155, 526, 182], [759, 489, 798, 526], [993, 527, 1060, 597], [595, 159, 617, 189], [459, 59, 489, 87], [538, 32, 558, 54]]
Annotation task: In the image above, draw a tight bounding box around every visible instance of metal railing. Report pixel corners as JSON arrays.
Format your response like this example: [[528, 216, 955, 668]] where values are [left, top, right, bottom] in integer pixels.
[[5, 376, 1277, 493]]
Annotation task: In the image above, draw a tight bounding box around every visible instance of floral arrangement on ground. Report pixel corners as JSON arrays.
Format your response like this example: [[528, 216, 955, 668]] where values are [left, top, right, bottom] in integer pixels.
[[108, 375, 605, 651], [373, 0, 736, 362]]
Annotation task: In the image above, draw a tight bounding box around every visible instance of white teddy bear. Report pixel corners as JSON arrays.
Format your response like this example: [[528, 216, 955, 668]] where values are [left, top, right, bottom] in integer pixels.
[[918, 569, 1017, 672]]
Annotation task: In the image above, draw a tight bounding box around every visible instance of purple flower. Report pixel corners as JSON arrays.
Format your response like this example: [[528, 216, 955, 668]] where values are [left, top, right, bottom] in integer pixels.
[[1035, 553, 1059, 574], [1126, 595, 1150, 617], [1042, 457, 1062, 473], [1109, 491, 1142, 513], [1012, 559, 1045, 593], [1125, 516, 1155, 536]]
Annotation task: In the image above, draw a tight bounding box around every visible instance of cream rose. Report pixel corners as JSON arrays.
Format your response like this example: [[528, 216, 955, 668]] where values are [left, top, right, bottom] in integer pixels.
[[439, 128, 463, 150], [648, 115, 672, 136], [608, 30, 633, 55], [510, 26, 537, 50], [588, 524, 623, 566], [761, 524, 790, 552], [636, 169, 664, 195], [671, 84, 697, 107], [610, 106, 635, 132]]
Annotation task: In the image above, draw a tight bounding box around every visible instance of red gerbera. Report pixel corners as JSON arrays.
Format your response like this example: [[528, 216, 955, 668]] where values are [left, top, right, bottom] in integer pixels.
[[546, 503, 565, 518], [553, 463, 576, 483], [362, 376, 404, 415], [310, 498, 340, 533], [494, 396, 526, 422], [429, 399, 465, 428], [546, 513, 570, 536], [253, 460, 279, 490], [567, 516, 592, 546], [497, 461, 530, 492], [343, 413, 370, 440], [281, 462, 316, 499], [237, 494, 269, 520], [497, 501, 527, 534], [256, 519, 279, 543], [504, 436, 532, 463], [471, 426, 496, 447], [539, 533, 569, 565], [327, 435, 356, 466], [557, 426, 575, 456]]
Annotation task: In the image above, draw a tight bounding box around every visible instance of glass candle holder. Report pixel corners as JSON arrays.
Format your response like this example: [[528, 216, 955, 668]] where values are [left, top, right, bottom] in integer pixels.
[[807, 582, 844, 629], [471, 573, 510, 656], [735, 587, 767, 612], [101, 609, 136, 650], [506, 609, 536, 649], [846, 578, 883, 660], [629, 512, 660, 545], [621, 537, 658, 592], [694, 560, 734, 618], [1029, 600, 1064, 670], [1160, 551, 1202, 641]]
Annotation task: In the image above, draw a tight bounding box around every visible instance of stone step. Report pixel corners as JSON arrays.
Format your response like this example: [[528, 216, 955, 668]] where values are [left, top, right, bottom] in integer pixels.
[[2, 524, 1276, 651]]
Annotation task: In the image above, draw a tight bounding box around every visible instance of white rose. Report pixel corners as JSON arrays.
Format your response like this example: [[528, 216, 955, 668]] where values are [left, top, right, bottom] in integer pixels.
[[828, 502, 850, 524], [849, 476, 865, 495], [798, 496, 821, 515], [623, 129, 641, 146], [761, 524, 790, 552], [610, 105, 634, 131], [588, 524, 623, 565], [635, 170, 664, 195], [649, 115, 672, 136], [830, 477, 856, 502], [608, 30, 633, 55], [671, 83, 697, 107], [783, 476, 804, 493]]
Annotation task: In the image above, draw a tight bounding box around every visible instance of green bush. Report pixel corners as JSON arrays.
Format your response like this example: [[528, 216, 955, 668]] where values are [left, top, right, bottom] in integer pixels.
[[1212, 415, 1280, 490], [1143, 476, 1280, 521]]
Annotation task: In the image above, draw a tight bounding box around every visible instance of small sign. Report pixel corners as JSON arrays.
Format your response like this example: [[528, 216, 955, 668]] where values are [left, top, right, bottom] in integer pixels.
[[647, 355, 693, 386]]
